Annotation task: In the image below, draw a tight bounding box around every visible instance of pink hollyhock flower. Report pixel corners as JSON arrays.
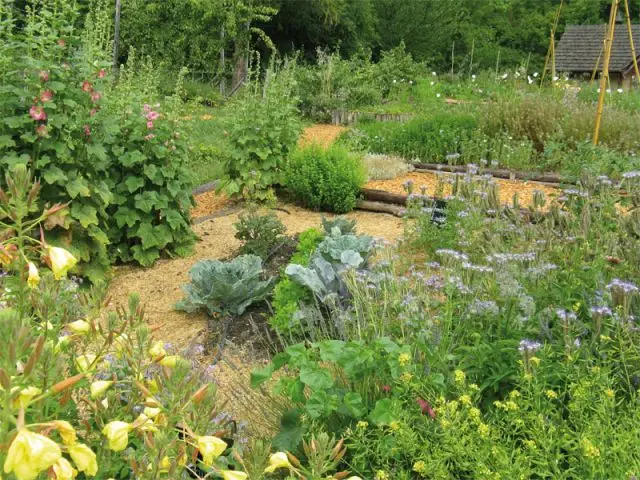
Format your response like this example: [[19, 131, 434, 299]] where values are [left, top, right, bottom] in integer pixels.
[[39, 70, 50, 82], [83, 125, 91, 137], [90, 91, 101, 103], [98, 69, 106, 79], [146, 121, 154, 129], [57, 39, 66, 47], [82, 81, 93, 92], [143, 104, 151, 113], [146, 111, 159, 121], [90, 108, 98, 117], [40, 90, 53, 103], [36, 124, 49, 137], [416, 398, 436, 419], [29, 105, 47, 121], [382, 385, 392, 393]]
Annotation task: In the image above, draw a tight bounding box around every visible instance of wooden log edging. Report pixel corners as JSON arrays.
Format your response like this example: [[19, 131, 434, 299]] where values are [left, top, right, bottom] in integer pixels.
[[361, 188, 408, 206], [331, 110, 414, 126], [413, 163, 568, 185]]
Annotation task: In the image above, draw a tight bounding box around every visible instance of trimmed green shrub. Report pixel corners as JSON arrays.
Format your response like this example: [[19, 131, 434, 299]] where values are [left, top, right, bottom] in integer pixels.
[[234, 209, 287, 259], [285, 144, 366, 214]]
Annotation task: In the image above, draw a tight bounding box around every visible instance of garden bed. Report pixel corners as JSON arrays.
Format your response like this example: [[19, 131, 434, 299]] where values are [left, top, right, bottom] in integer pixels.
[[365, 171, 559, 208]]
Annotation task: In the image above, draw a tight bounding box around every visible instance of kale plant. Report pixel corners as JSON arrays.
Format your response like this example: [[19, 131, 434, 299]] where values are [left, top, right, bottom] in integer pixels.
[[321, 216, 357, 235], [176, 255, 275, 316], [315, 228, 374, 267]]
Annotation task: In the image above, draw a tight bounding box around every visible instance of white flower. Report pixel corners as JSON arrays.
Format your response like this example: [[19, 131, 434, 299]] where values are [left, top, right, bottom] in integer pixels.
[[533, 72, 539, 77], [393, 79, 397, 84], [528, 76, 533, 84], [606, 88, 611, 94], [501, 73, 508, 79], [430, 81, 435, 86], [436, 93, 441, 98], [553, 76, 559, 81], [617, 88, 624, 93], [432, 71, 437, 76]]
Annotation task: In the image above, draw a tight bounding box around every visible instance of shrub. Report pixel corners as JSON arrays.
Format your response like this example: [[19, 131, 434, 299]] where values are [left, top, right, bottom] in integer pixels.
[[234, 208, 287, 259], [285, 144, 366, 213], [176, 255, 275, 317], [0, 1, 195, 280], [220, 58, 301, 202], [363, 153, 414, 180]]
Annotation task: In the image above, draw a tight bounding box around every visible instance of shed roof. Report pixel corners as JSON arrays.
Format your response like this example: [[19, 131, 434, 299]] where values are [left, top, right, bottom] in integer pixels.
[[556, 24, 640, 73]]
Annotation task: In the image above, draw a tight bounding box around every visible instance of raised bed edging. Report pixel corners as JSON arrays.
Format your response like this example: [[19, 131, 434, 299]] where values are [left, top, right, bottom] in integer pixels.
[[331, 109, 414, 126], [413, 163, 567, 185]]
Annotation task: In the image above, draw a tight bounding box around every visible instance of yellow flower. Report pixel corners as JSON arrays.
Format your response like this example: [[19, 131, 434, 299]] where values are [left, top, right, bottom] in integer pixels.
[[13, 386, 42, 409], [196, 436, 227, 465], [454, 369, 466, 385], [523, 439, 537, 450], [68, 320, 90, 335], [400, 371, 413, 383], [53, 421, 76, 446], [478, 423, 490, 439], [90, 381, 113, 400], [413, 460, 427, 475], [75, 354, 96, 373], [3, 428, 62, 480], [356, 421, 368, 430], [469, 407, 481, 422], [505, 400, 519, 411], [143, 406, 161, 418], [47, 246, 78, 280], [158, 355, 180, 367], [545, 390, 558, 400], [148, 341, 166, 358], [27, 262, 40, 289], [159, 456, 171, 473], [102, 421, 132, 452], [529, 356, 541, 367], [398, 352, 411, 366], [581, 438, 600, 458], [509, 390, 521, 399], [263, 452, 292, 473], [459, 394, 472, 406], [52, 457, 77, 479], [389, 421, 401, 431], [67, 443, 97, 476], [605, 389, 615, 399], [375, 470, 389, 480], [222, 471, 248, 480], [469, 383, 480, 391]]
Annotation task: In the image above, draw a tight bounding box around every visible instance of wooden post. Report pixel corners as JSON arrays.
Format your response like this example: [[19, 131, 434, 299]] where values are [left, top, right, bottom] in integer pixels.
[[451, 41, 455, 81], [219, 26, 225, 96], [623, 0, 640, 86], [112, 0, 121, 75], [551, 29, 556, 83], [594, 0, 621, 145], [469, 39, 474, 79], [540, 0, 563, 88], [495, 49, 501, 79]]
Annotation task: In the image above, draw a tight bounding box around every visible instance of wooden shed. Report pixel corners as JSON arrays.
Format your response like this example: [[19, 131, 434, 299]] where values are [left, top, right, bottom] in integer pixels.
[[556, 24, 640, 88]]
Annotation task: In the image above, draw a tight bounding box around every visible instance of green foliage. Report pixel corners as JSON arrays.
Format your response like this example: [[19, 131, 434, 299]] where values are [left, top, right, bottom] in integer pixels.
[[234, 208, 287, 259], [176, 255, 275, 317], [315, 227, 373, 266], [0, 1, 195, 281], [269, 228, 324, 334], [221, 58, 302, 202], [285, 144, 366, 214], [322, 216, 357, 235]]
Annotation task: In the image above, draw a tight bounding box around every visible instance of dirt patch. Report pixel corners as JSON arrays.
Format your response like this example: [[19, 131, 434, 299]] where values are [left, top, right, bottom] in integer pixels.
[[298, 124, 347, 149], [191, 190, 231, 218], [366, 171, 559, 208]]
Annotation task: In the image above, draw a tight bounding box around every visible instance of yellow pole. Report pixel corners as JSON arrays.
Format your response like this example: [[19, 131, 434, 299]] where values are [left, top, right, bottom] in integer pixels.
[[541, 0, 563, 88], [594, 0, 620, 145], [590, 47, 603, 84], [623, 0, 640, 85]]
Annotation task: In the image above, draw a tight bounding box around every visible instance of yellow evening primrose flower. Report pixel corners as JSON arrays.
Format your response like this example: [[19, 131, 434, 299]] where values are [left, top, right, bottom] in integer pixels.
[[90, 381, 113, 400], [52, 457, 77, 480], [75, 354, 97, 373], [263, 452, 292, 473], [221, 471, 248, 480], [454, 369, 466, 384], [143, 407, 161, 419], [149, 341, 166, 358], [196, 436, 227, 466], [356, 421, 368, 430], [14, 386, 42, 409], [67, 443, 97, 476], [27, 262, 40, 289], [459, 394, 472, 406], [158, 355, 180, 367], [67, 320, 90, 335], [3, 428, 62, 480], [398, 352, 411, 366], [53, 421, 76, 446], [159, 456, 171, 473], [102, 421, 132, 452], [545, 390, 558, 400], [47, 246, 78, 280]]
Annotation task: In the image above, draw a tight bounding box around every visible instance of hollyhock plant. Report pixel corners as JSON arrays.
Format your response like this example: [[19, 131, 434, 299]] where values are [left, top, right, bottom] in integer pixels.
[[39, 70, 50, 82], [81, 81, 93, 92], [90, 91, 101, 103], [29, 105, 47, 121], [40, 90, 53, 102]]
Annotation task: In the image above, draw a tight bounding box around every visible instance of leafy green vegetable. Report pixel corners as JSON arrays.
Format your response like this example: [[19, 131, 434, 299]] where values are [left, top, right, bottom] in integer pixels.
[[176, 255, 275, 316]]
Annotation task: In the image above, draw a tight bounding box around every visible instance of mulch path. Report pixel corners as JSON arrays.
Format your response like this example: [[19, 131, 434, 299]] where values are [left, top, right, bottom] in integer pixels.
[[298, 124, 347, 148]]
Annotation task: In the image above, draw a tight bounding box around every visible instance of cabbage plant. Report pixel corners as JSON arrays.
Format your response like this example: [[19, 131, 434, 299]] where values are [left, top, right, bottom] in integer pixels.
[[176, 255, 275, 316]]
